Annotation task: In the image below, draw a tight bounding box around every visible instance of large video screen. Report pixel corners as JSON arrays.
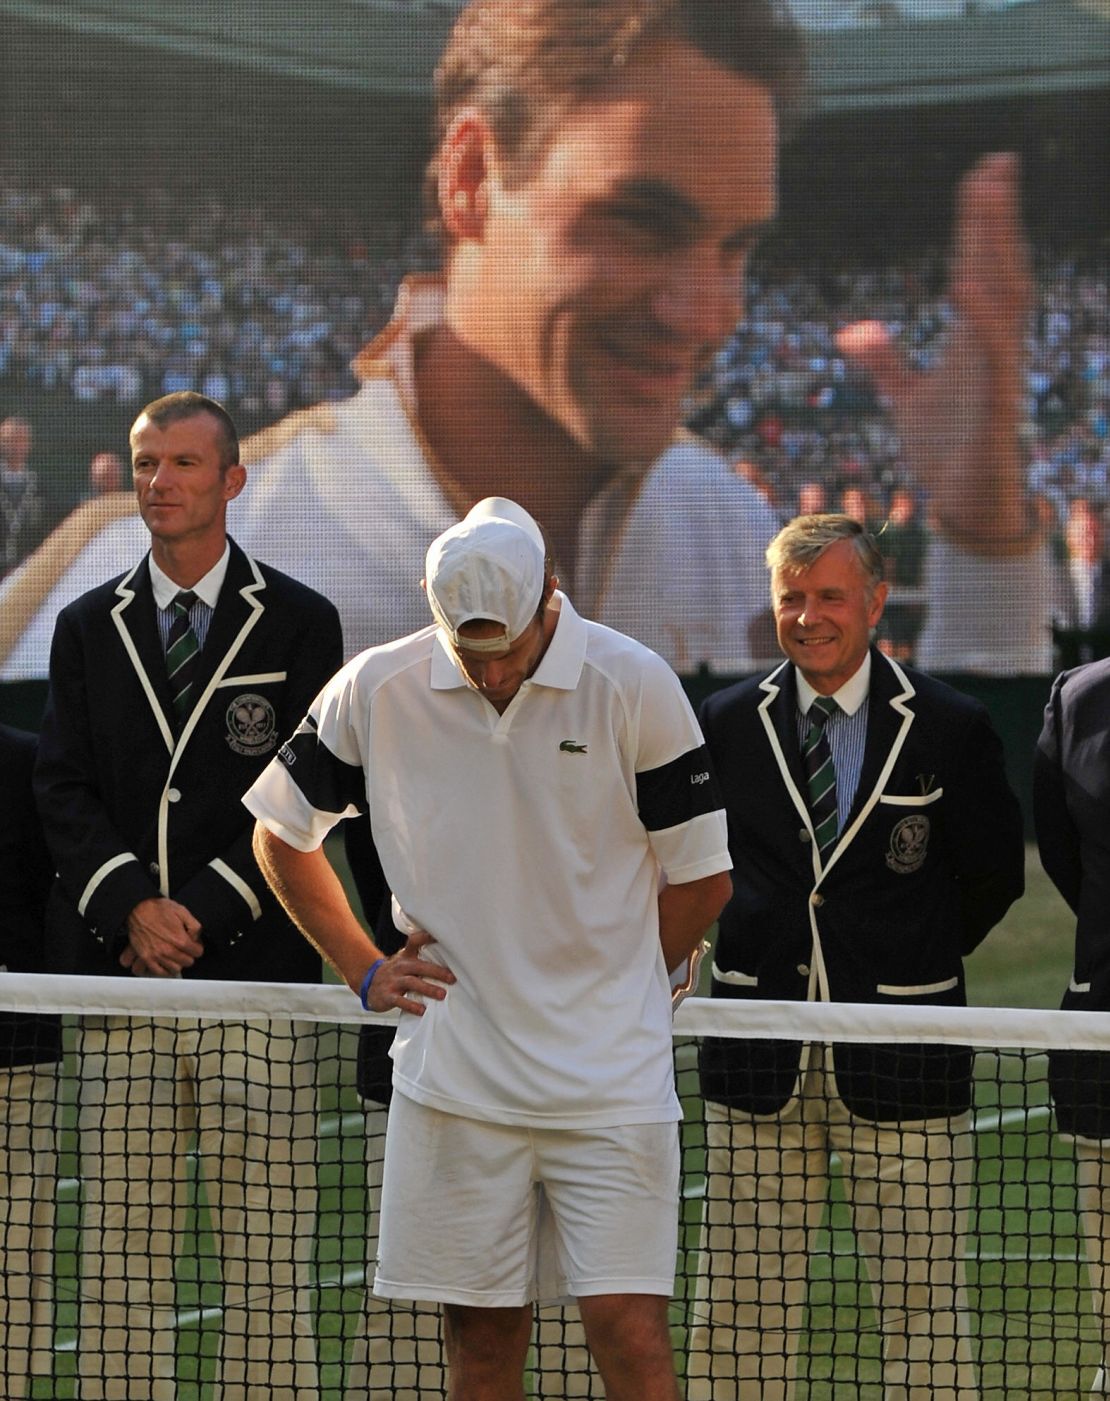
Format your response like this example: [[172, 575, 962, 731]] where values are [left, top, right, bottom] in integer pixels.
[[0, 2, 1106, 683]]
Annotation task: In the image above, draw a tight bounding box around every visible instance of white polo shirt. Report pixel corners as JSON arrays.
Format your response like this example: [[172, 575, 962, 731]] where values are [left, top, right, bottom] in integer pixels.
[[245, 594, 730, 1129]]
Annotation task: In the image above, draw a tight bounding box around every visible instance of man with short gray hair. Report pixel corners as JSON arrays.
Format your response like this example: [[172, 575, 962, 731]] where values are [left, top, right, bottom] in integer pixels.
[[688, 512, 1024, 1399]]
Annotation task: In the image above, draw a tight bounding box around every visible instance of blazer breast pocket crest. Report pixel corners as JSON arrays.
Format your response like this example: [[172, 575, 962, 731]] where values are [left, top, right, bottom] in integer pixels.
[[886, 813, 930, 874], [225, 693, 278, 756]]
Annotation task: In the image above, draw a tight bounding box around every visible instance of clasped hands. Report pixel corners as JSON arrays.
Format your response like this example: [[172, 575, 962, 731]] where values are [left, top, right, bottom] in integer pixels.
[[120, 896, 203, 977]]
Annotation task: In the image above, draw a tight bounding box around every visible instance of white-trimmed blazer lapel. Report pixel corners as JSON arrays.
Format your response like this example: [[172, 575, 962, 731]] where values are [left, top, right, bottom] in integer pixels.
[[823, 653, 917, 880], [167, 551, 268, 777], [757, 652, 918, 884], [110, 561, 175, 755], [757, 659, 815, 851], [109, 546, 270, 770]]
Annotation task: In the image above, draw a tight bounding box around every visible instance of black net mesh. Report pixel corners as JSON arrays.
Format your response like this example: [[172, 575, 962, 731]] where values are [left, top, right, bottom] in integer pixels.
[[1, 979, 1107, 1399]]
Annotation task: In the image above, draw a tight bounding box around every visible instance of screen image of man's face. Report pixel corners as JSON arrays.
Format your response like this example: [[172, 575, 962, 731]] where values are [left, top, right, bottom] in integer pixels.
[[461, 39, 778, 470]]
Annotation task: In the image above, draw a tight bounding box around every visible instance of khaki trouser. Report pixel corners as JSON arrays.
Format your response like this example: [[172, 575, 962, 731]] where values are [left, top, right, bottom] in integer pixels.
[[686, 1048, 977, 1401], [76, 1017, 320, 1401], [343, 1105, 605, 1399], [0, 1064, 58, 1400], [1074, 1141, 1110, 1398]]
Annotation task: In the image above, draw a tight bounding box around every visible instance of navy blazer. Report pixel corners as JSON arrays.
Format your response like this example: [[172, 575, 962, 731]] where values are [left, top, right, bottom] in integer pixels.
[[700, 648, 1024, 1122], [0, 724, 61, 1067], [35, 540, 342, 982], [1035, 659, 1110, 1138]]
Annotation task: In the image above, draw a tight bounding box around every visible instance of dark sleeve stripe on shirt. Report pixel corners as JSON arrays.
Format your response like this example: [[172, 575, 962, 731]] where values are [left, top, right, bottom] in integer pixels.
[[277, 725, 368, 817], [636, 743, 722, 832]]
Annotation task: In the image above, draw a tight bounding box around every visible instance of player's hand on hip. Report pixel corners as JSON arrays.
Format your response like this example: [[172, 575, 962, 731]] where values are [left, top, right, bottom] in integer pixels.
[[122, 896, 204, 976], [364, 929, 456, 1015]]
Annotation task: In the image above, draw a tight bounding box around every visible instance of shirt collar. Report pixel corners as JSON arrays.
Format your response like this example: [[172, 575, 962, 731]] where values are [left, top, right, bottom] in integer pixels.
[[529, 593, 587, 690], [429, 590, 587, 693], [149, 542, 230, 612], [795, 648, 871, 717], [351, 275, 444, 416]]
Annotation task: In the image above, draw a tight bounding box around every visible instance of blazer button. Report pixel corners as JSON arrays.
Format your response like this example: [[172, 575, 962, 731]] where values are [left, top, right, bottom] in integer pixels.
[[149, 862, 160, 879], [799, 828, 811, 843], [167, 788, 181, 803], [797, 963, 810, 976], [811, 892, 824, 907]]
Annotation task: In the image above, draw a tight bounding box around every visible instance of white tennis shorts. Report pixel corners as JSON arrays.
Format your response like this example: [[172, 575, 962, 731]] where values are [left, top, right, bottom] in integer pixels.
[[373, 1093, 681, 1307]]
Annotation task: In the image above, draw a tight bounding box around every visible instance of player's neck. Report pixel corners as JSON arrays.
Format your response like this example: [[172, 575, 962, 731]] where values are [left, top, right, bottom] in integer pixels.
[[415, 325, 611, 580], [149, 533, 227, 590]]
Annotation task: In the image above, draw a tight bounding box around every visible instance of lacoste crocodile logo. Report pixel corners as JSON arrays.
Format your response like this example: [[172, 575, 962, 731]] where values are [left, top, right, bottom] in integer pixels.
[[559, 740, 588, 754]]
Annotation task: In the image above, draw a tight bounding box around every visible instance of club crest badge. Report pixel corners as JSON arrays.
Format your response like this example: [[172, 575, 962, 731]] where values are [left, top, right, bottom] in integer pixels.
[[225, 693, 278, 757], [886, 813, 930, 874]]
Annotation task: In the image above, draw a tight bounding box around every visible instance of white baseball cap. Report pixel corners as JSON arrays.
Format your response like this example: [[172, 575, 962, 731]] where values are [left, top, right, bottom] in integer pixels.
[[425, 498, 546, 654], [462, 496, 546, 554]]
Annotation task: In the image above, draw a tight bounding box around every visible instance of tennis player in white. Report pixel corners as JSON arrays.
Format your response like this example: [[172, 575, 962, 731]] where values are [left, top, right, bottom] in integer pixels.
[[245, 497, 731, 1400]]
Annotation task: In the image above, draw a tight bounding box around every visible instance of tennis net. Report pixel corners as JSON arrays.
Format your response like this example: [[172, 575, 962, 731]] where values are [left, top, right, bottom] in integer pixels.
[[0, 973, 1107, 1399]]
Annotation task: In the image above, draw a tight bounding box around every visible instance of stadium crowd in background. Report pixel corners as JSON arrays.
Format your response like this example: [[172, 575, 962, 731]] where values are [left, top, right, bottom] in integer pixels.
[[701, 243, 1110, 524], [0, 415, 44, 577], [0, 173, 1106, 582], [0, 179, 437, 420], [0, 166, 1107, 675], [82, 450, 123, 499]]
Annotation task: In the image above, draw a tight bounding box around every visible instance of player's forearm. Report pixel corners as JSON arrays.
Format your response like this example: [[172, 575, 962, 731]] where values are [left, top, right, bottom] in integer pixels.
[[252, 822, 382, 990], [658, 870, 732, 973]]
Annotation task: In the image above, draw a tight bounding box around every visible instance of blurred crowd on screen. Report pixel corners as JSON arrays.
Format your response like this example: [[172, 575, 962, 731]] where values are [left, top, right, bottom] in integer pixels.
[[698, 242, 1110, 515], [0, 177, 1107, 661], [0, 181, 439, 420]]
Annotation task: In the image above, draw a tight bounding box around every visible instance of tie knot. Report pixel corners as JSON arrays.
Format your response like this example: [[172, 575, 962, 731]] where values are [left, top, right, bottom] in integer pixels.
[[810, 695, 838, 725], [173, 589, 197, 614]]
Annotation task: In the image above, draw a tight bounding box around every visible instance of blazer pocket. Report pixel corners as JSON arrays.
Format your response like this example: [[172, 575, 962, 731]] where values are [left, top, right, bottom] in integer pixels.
[[876, 976, 959, 997], [214, 676, 289, 758], [216, 671, 289, 688], [878, 789, 944, 807]]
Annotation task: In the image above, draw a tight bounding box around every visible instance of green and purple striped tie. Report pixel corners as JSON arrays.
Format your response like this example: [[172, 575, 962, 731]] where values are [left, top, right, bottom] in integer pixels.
[[165, 589, 199, 729], [802, 695, 839, 860]]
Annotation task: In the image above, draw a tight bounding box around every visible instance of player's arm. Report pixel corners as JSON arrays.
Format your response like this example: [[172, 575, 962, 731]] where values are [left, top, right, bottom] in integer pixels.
[[633, 651, 733, 985], [252, 823, 453, 1014], [244, 663, 454, 1012], [658, 870, 732, 975]]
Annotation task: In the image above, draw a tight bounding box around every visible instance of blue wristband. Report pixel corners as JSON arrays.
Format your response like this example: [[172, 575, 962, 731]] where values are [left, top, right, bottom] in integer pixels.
[[359, 958, 387, 1010]]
